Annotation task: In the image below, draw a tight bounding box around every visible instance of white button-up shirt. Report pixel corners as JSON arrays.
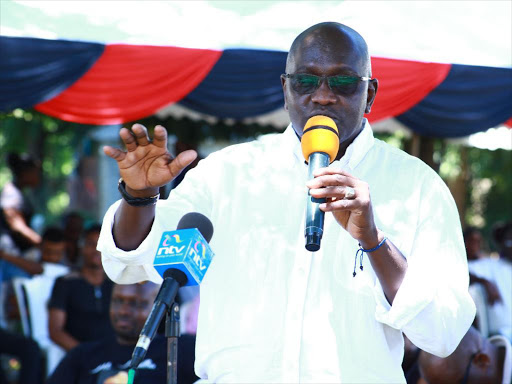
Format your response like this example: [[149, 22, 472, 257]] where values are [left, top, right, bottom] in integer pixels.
[[98, 121, 475, 383]]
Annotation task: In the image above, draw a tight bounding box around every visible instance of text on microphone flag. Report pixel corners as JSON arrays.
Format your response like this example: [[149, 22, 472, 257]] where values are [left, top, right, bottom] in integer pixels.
[[153, 228, 214, 286]]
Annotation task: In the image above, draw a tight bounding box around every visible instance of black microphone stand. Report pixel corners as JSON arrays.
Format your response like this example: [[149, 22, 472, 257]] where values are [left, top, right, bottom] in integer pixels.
[[165, 302, 180, 384]]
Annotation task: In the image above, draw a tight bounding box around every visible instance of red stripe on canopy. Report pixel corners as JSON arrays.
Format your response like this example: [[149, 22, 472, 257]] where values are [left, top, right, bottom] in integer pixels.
[[35, 44, 222, 125], [367, 58, 451, 122]]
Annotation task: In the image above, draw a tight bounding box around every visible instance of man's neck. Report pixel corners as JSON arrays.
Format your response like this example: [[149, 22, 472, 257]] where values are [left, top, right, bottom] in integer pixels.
[[116, 336, 137, 346], [81, 265, 105, 285], [334, 124, 364, 161]]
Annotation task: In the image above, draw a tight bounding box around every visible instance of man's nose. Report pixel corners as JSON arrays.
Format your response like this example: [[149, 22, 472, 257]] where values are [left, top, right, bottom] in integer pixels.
[[116, 302, 133, 315], [311, 78, 337, 105]]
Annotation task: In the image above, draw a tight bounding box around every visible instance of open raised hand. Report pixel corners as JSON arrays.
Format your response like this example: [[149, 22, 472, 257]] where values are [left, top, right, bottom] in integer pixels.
[[103, 124, 197, 195]]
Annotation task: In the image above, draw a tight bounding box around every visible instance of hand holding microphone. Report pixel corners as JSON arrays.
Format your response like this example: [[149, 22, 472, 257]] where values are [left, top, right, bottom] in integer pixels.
[[301, 115, 340, 251], [304, 117, 380, 249]]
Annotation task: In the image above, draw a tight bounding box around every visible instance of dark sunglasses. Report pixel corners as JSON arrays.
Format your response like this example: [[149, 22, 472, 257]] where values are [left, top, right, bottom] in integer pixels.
[[282, 73, 371, 96]]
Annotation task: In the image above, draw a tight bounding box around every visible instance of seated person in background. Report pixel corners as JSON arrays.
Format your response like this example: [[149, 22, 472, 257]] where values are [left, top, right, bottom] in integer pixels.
[[0, 226, 68, 282], [47, 282, 198, 384], [0, 328, 42, 384], [48, 224, 113, 351], [464, 227, 503, 306], [0, 227, 68, 330], [0, 248, 43, 278], [464, 227, 487, 260], [467, 223, 512, 340], [0, 153, 41, 256], [60, 211, 84, 268], [0, 227, 68, 378], [418, 326, 511, 384]]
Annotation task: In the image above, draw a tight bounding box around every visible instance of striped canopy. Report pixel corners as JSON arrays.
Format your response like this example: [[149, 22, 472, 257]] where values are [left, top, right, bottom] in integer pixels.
[[1, 35, 511, 138]]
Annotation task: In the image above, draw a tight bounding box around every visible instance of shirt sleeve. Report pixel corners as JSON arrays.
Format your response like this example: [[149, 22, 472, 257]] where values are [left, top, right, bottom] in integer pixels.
[[373, 170, 476, 357], [98, 159, 215, 285], [0, 183, 23, 210], [48, 277, 68, 310]]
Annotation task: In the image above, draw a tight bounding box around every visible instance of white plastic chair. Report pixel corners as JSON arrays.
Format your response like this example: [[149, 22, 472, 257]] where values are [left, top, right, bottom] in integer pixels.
[[11, 277, 31, 336], [12, 262, 69, 376], [468, 283, 490, 338]]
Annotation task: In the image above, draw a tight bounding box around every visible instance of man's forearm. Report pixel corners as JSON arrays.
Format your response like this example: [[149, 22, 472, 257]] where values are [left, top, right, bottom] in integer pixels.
[[6, 211, 41, 245], [14, 224, 42, 245], [0, 251, 43, 275], [112, 200, 156, 251], [361, 231, 408, 304], [50, 330, 79, 351]]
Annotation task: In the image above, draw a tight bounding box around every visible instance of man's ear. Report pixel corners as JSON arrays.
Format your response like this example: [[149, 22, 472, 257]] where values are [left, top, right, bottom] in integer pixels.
[[473, 352, 491, 368], [281, 75, 289, 111], [365, 78, 378, 114]]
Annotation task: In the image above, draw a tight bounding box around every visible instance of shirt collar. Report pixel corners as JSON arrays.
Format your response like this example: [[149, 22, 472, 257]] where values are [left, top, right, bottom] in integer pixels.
[[283, 118, 375, 171]]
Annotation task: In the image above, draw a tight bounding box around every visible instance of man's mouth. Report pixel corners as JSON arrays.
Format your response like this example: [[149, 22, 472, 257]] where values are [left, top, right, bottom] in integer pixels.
[[114, 318, 132, 328]]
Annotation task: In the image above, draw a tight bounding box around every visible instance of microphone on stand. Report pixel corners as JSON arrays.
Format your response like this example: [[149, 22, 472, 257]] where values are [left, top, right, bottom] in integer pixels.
[[130, 212, 214, 369], [301, 115, 340, 252]]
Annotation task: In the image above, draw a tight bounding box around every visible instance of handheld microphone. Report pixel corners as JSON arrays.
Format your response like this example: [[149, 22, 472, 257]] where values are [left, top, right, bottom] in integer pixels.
[[301, 115, 339, 252], [130, 212, 214, 369]]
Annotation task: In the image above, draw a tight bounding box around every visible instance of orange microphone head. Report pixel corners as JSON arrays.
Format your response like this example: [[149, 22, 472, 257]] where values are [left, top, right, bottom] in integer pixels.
[[301, 115, 339, 163]]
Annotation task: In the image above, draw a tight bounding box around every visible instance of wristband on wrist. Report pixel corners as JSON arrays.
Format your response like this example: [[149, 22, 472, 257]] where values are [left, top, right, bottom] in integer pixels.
[[353, 236, 388, 277], [117, 178, 160, 207]]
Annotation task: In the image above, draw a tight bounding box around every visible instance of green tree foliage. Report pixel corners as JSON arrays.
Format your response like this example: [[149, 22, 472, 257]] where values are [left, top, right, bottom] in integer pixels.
[[0, 109, 94, 225], [466, 146, 512, 249], [1, 109, 510, 245]]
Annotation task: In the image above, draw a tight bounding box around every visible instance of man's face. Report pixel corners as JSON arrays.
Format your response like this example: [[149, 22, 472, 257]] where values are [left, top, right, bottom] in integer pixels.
[[41, 240, 66, 263], [82, 231, 101, 268], [66, 216, 84, 241], [22, 166, 41, 188], [110, 284, 157, 345], [282, 31, 377, 153], [464, 232, 482, 260], [501, 228, 512, 260]]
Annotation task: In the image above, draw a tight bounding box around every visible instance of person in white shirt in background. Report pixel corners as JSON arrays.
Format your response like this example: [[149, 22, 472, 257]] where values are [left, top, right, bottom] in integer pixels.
[[468, 222, 512, 341], [464, 226, 503, 306], [0, 153, 42, 255], [97, 22, 475, 383]]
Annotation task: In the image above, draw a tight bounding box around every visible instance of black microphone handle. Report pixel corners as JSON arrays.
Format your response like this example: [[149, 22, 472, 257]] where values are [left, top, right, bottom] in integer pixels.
[[305, 152, 330, 252], [131, 276, 181, 368]]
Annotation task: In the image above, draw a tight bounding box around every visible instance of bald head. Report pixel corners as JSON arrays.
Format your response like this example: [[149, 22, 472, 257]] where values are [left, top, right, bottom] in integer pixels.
[[286, 22, 371, 77], [418, 327, 500, 384]]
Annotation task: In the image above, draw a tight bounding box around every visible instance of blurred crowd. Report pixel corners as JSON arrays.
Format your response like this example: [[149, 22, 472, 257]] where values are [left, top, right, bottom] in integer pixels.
[[1, 151, 510, 384], [402, 221, 512, 384], [0, 153, 199, 384]]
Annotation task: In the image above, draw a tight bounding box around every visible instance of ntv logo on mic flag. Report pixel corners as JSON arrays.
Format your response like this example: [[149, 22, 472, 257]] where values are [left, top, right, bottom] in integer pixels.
[[154, 228, 214, 286]]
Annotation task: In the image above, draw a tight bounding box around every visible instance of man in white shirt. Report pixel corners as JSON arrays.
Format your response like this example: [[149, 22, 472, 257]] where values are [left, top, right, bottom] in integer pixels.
[[98, 22, 475, 383], [468, 222, 512, 340]]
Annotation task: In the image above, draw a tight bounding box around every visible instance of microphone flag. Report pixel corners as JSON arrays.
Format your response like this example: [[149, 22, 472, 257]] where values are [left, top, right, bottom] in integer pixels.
[[153, 228, 214, 286]]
